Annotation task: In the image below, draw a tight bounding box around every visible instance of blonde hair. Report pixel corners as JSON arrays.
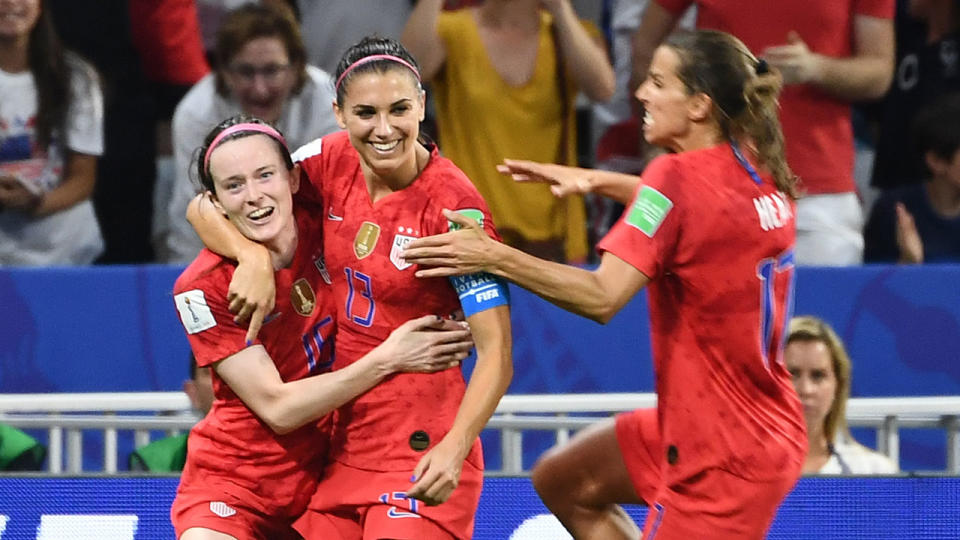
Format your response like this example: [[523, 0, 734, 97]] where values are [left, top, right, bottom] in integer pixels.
[[664, 30, 798, 198], [786, 316, 852, 445]]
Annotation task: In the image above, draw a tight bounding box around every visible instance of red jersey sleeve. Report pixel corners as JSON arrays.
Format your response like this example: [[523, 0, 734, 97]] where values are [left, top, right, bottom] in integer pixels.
[[597, 154, 683, 280], [654, 0, 694, 16], [173, 265, 248, 368], [854, 0, 894, 18], [291, 136, 329, 206]]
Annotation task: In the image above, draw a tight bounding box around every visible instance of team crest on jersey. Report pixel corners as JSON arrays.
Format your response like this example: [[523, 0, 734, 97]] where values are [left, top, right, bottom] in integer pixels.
[[291, 278, 316, 316], [313, 254, 332, 284], [354, 221, 380, 259], [390, 233, 418, 271]]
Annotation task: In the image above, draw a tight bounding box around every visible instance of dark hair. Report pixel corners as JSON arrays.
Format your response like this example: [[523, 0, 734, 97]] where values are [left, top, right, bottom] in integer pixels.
[[912, 92, 960, 168], [194, 114, 293, 193], [27, 0, 71, 151], [663, 30, 797, 198], [214, 2, 307, 96], [333, 36, 421, 107]]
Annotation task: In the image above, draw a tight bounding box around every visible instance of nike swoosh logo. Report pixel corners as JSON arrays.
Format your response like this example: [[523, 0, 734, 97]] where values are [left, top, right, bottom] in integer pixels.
[[327, 209, 343, 221]]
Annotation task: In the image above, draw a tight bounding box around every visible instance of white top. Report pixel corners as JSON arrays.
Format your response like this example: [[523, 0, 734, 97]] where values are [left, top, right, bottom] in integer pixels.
[[818, 436, 899, 475], [0, 53, 105, 266], [161, 65, 340, 263]]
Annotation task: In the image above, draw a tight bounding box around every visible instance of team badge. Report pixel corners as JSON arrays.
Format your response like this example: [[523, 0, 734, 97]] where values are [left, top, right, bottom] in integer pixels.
[[626, 186, 673, 238], [354, 221, 380, 259], [447, 208, 484, 231], [390, 233, 417, 271], [313, 254, 332, 284], [291, 278, 316, 316]]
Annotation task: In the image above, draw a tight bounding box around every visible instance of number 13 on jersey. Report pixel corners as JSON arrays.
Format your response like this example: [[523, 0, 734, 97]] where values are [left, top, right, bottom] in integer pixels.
[[757, 249, 795, 368]]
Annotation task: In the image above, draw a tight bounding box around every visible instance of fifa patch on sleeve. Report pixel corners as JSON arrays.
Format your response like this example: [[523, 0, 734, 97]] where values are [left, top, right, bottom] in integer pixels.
[[449, 273, 510, 317], [447, 208, 484, 231], [626, 186, 673, 237], [174, 289, 217, 334]]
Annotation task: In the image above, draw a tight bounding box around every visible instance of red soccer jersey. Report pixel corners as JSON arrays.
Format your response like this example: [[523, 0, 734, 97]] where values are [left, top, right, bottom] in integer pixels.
[[294, 131, 500, 471], [172, 205, 335, 515], [598, 144, 806, 483], [655, 0, 894, 195]]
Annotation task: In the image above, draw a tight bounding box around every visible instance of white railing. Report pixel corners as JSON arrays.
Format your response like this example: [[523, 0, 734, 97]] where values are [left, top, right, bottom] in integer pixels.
[[3, 393, 960, 475]]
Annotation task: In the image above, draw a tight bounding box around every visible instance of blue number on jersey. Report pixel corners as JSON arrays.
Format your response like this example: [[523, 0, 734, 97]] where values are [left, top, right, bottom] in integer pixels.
[[757, 249, 795, 367], [344, 267, 375, 327]]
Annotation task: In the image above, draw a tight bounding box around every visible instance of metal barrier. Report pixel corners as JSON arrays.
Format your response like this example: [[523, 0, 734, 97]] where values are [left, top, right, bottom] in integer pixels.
[[3, 393, 960, 475]]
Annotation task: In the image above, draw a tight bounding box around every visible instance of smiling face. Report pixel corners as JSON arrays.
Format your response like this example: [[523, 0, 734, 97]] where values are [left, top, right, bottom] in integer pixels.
[[0, 0, 40, 42], [207, 134, 299, 249], [635, 45, 710, 152], [785, 339, 837, 435], [222, 36, 296, 124], [334, 68, 425, 184]]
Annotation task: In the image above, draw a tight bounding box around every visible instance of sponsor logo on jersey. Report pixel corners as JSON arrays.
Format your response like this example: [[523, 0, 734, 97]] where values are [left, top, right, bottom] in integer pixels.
[[327, 206, 343, 221], [313, 254, 332, 284], [174, 290, 216, 334], [390, 233, 418, 271], [291, 278, 316, 316], [209, 501, 237, 518], [354, 221, 380, 259], [625, 186, 673, 237], [447, 208, 484, 231]]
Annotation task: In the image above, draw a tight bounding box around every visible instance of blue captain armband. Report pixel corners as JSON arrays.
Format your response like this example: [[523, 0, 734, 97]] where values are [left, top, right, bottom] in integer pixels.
[[449, 273, 510, 317]]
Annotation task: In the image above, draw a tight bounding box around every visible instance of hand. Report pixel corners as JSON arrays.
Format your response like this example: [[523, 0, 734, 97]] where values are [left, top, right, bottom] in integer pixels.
[[406, 435, 468, 505], [378, 314, 474, 374], [228, 245, 276, 343], [762, 31, 822, 86], [895, 202, 924, 264], [0, 176, 42, 214], [496, 159, 593, 198], [402, 209, 500, 278]]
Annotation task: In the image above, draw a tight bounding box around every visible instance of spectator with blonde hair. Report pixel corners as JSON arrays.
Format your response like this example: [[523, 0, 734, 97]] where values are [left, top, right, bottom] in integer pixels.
[[785, 315, 899, 474]]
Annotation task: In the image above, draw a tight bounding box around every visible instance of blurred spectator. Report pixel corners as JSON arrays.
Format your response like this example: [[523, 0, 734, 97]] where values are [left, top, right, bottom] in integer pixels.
[[403, 0, 615, 263], [0, 0, 104, 266], [871, 0, 960, 190], [785, 316, 899, 474], [195, 0, 299, 60], [631, 0, 895, 266], [162, 2, 339, 263], [864, 92, 960, 263], [129, 356, 212, 472], [128, 0, 211, 261], [297, 0, 414, 74], [0, 423, 45, 471]]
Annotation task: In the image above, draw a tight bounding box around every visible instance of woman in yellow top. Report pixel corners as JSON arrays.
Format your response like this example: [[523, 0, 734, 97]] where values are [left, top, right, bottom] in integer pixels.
[[402, 0, 614, 262]]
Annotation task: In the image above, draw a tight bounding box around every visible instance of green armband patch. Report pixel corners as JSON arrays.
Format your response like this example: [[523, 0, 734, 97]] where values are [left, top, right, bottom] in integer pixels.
[[448, 208, 484, 231], [626, 186, 673, 237]]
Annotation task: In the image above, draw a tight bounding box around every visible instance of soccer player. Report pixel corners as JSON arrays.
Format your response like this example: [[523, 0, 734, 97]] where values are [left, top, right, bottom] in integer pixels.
[[172, 115, 474, 540], [187, 38, 513, 540], [403, 29, 806, 539]]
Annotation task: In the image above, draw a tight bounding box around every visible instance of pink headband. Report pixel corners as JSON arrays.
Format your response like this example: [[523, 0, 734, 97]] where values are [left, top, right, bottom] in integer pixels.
[[335, 54, 421, 92], [203, 123, 289, 169]]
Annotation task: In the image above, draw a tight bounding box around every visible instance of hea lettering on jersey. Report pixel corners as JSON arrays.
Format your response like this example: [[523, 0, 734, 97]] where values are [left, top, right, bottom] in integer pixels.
[[753, 191, 793, 231]]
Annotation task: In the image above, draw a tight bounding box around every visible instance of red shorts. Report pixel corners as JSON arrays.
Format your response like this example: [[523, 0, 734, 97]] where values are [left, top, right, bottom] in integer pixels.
[[615, 409, 799, 540], [171, 458, 317, 539], [293, 457, 483, 540]]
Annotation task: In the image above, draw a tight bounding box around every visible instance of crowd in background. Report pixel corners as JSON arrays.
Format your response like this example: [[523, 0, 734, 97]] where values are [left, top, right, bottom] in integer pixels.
[[1, 0, 957, 268]]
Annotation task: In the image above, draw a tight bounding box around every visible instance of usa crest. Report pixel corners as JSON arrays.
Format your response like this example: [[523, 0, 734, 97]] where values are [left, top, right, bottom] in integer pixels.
[[390, 233, 417, 271], [291, 278, 316, 316], [354, 221, 380, 259]]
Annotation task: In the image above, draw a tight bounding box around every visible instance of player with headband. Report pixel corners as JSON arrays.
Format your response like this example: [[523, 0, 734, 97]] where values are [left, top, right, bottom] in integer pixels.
[[187, 37, 513, 539], [171, 115, 475, 540]]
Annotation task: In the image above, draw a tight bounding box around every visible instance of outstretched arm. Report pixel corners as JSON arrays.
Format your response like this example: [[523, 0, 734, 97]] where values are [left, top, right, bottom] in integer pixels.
[[403, 210, 650, 324], [401, 0, 447, 81], [497, 159, 641, 205], [216, 315, 474, 435]]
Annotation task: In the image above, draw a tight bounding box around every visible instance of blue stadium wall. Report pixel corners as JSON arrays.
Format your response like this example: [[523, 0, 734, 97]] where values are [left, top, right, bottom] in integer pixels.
[[1, 264, 959, 470], [0, 477, 957, 539]]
